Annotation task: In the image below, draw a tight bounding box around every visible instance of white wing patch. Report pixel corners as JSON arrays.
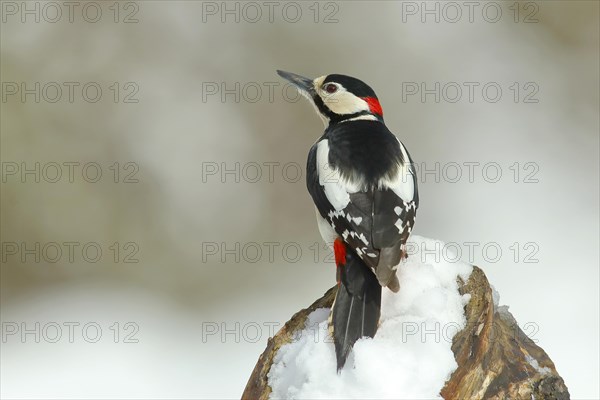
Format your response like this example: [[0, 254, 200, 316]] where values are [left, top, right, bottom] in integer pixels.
[[379, 139, 415, 202], [316, 140, 360, 210], [315, 207, 337, 244]]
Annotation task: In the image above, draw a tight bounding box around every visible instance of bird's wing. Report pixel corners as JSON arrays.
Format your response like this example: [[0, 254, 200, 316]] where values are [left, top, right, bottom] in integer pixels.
[[307, 137, 418, 286]]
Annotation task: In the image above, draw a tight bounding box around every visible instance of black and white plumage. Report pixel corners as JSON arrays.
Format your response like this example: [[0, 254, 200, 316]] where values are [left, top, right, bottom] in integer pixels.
[[307, 121, 418, 289], [277, 70, 419, 370]]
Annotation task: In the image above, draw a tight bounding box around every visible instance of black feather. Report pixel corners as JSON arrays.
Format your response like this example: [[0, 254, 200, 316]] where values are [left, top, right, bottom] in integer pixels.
[[332, 243, 381, 371], [327, 120, 404, 185]]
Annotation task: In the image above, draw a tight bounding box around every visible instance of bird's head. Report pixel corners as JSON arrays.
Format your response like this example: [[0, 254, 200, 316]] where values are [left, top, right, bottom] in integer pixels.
[[277, 70, 384, 126]]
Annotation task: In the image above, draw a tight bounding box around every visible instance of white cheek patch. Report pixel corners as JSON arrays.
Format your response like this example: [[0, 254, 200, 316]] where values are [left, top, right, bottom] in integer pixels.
[[313, 77, 370, 116], [323, 91, 370, 115], [316, 140, 359, 210]]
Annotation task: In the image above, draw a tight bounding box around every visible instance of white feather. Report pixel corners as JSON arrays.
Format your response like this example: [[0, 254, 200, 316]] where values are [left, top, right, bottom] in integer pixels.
[[316, 140, 360, 210], [379, 138, 415, 202], [342, 114, 378, 123], [315, 208, 337, 244]]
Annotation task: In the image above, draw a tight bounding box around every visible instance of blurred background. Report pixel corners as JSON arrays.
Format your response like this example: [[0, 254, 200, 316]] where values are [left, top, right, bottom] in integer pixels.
[[1, 1, 598, 398]]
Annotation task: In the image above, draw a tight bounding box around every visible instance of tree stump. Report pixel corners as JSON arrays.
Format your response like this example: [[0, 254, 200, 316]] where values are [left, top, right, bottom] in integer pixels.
[[242, 267, 569, 400]]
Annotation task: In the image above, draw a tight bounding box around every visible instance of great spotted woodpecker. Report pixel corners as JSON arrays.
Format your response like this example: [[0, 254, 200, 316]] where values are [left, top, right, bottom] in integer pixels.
[[277, 70, 419, 371]]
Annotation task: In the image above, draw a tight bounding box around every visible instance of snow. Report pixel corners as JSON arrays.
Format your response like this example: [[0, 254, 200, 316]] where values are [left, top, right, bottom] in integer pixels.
[[497, 305, 517, 325], [268, 236, 473, 399], [491, 284, 500, 310], [525, 355, 552, 376]]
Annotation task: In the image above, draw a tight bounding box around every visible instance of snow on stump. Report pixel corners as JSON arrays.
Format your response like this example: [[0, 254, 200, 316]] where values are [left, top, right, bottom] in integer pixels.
[[241, 237, 569, 400]]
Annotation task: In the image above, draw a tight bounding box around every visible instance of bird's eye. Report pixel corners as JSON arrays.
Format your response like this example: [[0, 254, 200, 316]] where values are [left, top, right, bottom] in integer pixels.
[[324, 84, 338, 94]]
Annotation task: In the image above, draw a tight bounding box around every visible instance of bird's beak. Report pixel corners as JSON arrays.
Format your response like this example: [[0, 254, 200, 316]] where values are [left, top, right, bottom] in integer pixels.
[[277, 70, 315, 95]]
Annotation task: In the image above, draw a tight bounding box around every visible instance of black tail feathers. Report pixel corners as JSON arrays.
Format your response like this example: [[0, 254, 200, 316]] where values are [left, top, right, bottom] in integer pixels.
[[331, 244, 382, 371]]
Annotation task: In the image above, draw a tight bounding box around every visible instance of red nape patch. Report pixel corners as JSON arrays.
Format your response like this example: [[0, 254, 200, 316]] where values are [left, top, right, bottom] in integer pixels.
[[362, 97, 383, 116], [333, 238, 347, 267]]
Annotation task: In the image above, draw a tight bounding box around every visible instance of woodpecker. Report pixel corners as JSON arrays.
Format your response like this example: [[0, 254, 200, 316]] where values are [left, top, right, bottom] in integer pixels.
[[277, 70, 419, 371]]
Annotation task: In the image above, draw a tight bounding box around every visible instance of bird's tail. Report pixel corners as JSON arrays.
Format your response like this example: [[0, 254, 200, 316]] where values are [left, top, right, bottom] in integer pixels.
[[330, 240, 382, 372]]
